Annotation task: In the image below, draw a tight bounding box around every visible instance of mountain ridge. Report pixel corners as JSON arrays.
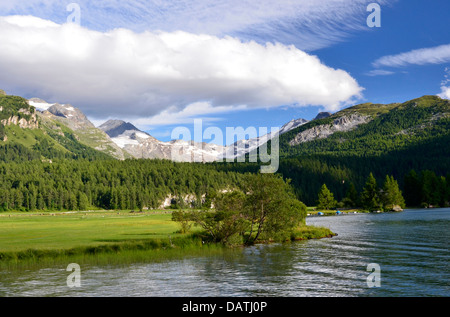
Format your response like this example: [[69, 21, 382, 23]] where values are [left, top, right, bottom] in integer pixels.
[[1, 92, 449, 166]]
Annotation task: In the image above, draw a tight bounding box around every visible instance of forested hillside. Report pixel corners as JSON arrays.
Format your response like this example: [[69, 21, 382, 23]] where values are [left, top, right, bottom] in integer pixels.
[[1, 93, 449, 210], [216, 96, 450, 206], [0, 159, 246, 212]]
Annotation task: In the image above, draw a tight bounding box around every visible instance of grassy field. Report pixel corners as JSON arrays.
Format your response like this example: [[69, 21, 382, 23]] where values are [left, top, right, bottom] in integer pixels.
[[0, 210, 182, 253], [0, 209, 335, 269], [0, 210, 234, 269]]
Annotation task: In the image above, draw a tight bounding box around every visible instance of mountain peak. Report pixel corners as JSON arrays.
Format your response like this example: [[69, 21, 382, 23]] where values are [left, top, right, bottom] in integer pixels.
[[314, 112, 332, 120], [45, 103, 95, 130], [98, 120, 141, 138], [279, 118, 309, 134]]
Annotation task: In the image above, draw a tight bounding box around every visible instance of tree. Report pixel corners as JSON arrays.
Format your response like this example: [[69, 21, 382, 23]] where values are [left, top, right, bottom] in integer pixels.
[[360, 173, 381, 212], [242, 174, 304, 245], [317, 184, 337, 210], [78, 192, 89, 211], [342, 182, 359, 208], [381, 175, 405, 211], [421, 170, 440, 207], [171, 173, 308, 245], [404, 170, 421, 207], [171, 210, 194, 234]]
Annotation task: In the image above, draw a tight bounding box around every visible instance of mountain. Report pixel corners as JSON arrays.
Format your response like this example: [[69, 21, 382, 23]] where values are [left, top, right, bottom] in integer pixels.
[[313, 112, 332, 120], [230, 95, 450, 205], [98, 120, 143, 138], [2, 90, 449, 207], [277, 95, 450, 158], [99, 117, 309, 162], [219, 117, 309, 161], [39, 102, 127, 160], [2, 90, 449, 179], [99, 119, 227, 162], [0, 93, 114, 162]]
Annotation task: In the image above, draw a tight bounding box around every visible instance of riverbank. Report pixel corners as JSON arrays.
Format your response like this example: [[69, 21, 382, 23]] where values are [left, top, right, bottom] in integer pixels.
[[0, 210, 335, 269]]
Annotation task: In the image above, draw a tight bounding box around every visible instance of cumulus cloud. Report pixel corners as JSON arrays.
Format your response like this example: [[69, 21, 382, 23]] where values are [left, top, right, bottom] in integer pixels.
[[438, 86, 450, 100], [437, 67, 450, 100], [372, 44, 450, 68], [0, 15, 363, 119]]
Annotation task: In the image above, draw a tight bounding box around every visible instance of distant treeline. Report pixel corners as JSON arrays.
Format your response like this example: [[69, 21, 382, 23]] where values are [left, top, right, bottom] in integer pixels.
[[0, 156, 448, 212], [0, 159, 247, 212], [211, 156, 450, 208]]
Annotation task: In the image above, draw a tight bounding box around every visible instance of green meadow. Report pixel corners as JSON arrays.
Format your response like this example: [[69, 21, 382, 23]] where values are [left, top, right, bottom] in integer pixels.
[[0, 211, 180, 252], [0, 210, 227, 268], [0, 210, 334, 269]]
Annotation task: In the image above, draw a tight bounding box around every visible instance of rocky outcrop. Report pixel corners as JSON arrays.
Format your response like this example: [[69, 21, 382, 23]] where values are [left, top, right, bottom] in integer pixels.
[[289, 113, 370, 146], [0, 109, 39, 129]]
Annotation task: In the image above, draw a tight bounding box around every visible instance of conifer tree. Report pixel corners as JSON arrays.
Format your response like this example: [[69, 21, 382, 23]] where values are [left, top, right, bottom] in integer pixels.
[[381, 175, 405, 211], [317, 184, 337, 210], [360, 173, 381, 212]]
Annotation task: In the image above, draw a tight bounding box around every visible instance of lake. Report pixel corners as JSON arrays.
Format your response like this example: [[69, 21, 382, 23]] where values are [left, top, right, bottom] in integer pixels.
[[0, 208, 449, 297]]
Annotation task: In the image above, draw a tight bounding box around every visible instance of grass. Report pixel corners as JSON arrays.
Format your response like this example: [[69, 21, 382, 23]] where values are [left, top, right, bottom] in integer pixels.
[[306, 207, 368, 216], [0, 209, 335, 269], [0, 210, 181, 252]]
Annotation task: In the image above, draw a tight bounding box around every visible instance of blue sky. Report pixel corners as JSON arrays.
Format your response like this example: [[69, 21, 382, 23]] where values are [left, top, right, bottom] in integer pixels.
[[0, 0, 449, 143]]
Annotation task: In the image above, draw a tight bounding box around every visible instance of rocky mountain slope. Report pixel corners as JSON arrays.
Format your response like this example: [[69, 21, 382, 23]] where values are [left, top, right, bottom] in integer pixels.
[[99, 117, 310, 162], [2, 90, 449, 167], [278, 95, 450, 158], [0, 94, 113, 161], [99, 119, 227, 162], [39, 102, 127, 160]]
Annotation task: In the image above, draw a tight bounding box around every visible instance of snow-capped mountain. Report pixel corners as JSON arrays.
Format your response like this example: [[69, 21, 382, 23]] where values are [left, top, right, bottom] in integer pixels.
[[28, 98, 55, 111], [99, 118, 309, 162], [99, 120, 226, 162], [27, 97, 312, 162]]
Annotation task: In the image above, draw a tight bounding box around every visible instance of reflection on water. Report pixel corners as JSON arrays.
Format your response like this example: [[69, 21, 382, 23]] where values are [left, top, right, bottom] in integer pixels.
[[1, 208, 449, 297]]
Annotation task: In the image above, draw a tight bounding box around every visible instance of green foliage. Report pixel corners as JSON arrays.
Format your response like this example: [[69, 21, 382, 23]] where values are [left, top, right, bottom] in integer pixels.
[[404, 169, 450, 207], [0, 159, 247, 212], [342, 182, 359, 208], [0, 95, 34, 122], [381, 175, 405, 211], [171, 210, 194, 234], [316, 184, 337, 210], [279, 96, 450, 158], [172, 174, 308, 245], [360, 173, 381, 212]]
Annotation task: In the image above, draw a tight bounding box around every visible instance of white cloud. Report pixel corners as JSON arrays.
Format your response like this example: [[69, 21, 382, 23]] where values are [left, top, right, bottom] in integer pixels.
[[365, 69, 395, 76], [437, 67, 450, 100], [0, 15, 363, 120], [372, 44, 450, 68], [132, 102, 248, 127], [438, 86, 450, 100]]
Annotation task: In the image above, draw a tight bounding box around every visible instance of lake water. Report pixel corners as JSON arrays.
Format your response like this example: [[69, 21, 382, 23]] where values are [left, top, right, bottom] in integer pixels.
[[0, 208, 449, 297]]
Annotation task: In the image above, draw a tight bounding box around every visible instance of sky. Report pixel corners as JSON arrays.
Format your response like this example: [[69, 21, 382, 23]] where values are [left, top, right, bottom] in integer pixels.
[[0, 0, 449, 143]]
